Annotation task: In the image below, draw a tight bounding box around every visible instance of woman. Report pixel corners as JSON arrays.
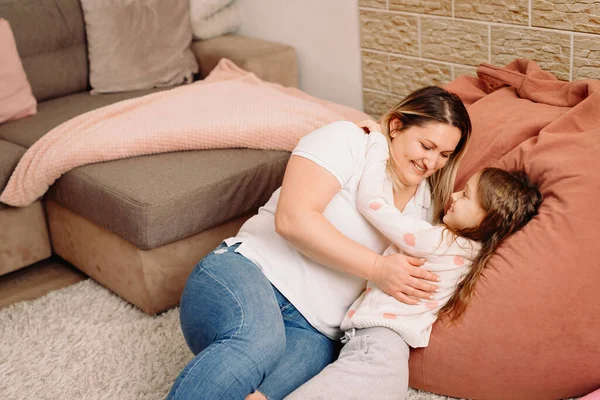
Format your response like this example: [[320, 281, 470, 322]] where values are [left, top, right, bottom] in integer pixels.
[[166, 86, 472, 400]]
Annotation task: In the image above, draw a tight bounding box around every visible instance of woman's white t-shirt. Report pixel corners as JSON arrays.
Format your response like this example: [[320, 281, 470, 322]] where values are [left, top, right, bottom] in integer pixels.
[[225, 121, 434, 339]]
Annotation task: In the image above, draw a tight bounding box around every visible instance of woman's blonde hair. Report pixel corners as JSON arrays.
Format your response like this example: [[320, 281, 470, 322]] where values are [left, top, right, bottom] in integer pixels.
[[380, 86, 472, 223], [437, 168, 543, 322]]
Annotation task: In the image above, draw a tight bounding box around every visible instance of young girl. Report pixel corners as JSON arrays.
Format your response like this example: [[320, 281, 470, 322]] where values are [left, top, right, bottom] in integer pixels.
[[287, 130, 543, 400]]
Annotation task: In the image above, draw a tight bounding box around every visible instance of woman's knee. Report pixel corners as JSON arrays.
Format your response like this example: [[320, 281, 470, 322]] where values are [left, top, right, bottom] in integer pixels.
[[238, 327, 287, 379], [178, 250, 285, 358]]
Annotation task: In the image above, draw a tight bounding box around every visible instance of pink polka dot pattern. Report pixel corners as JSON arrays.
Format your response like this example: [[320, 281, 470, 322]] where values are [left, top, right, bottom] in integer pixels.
[[369, 202, 382, 210], [425, 301, 439, 310], [454, 255, 464, 266], [383, 313, 397, 320], [403, 233, 416, 247], [347, 310, 355, 318]]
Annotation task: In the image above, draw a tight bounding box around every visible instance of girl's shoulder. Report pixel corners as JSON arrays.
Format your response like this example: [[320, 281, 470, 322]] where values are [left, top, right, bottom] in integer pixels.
[[440, 230, 480, 256], [455, 236, 481, 259]]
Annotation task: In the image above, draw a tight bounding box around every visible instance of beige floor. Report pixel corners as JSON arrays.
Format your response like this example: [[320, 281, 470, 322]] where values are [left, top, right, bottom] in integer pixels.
[[0, 256, 86, 309]]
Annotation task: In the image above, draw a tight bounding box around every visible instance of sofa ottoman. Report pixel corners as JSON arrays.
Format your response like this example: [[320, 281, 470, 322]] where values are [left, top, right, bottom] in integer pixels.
[[44, 142, 289, 313]]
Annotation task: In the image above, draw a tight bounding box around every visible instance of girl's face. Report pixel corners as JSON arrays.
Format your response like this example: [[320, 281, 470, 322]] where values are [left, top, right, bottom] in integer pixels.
[[389, 119, 461, 189], [443, 172, 486, 230]]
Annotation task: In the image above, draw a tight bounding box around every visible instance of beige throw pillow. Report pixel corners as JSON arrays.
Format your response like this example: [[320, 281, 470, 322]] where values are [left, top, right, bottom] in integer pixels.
[[80, 0, 199, 94]]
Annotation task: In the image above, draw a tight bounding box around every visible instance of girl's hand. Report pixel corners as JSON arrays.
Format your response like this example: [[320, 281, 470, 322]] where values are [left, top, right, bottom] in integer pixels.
[[371, 253, 440, 305], [356, 119, 382, 134]]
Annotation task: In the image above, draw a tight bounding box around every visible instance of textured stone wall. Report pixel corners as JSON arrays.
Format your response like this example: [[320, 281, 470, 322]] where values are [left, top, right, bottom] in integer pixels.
[[360, 0, 600, 117]]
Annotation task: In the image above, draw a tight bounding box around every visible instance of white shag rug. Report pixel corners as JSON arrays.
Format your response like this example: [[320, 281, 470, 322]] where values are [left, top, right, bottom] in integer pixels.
[[0, 280, 459, 400]]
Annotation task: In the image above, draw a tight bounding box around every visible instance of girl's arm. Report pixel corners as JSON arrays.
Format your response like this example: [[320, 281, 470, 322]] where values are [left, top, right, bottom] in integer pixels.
[[357, 132, 448, 256], [276, 155, 439, 302]]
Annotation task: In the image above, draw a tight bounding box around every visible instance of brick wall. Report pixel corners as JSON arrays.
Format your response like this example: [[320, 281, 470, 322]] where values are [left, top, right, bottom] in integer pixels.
[[360, 0, 600, 117]]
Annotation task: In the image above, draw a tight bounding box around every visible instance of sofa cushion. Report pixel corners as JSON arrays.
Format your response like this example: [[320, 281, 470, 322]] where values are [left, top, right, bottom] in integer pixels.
[[47, 148, 289, 250], [0, 0, 89, 102], [0, 86, 289, 250], [192, 35, 298, 88], [80, 0, 198, 94], [0, 89, 164, 148], [0, 140, 25, 211]]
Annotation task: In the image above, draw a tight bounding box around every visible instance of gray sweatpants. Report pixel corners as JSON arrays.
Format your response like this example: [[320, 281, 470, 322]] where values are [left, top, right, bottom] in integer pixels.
[[285, 327, 410, 400]]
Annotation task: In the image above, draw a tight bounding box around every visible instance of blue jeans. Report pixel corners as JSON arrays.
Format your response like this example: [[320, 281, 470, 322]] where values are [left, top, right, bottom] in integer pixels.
[[167, 242, 338, 400]]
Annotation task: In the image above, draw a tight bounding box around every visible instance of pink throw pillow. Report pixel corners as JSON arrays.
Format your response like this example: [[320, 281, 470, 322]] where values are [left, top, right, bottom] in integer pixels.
[[0, 18, 36, 123]]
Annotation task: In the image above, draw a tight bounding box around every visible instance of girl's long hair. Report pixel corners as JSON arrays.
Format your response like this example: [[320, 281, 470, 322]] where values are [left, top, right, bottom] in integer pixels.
[[379, 86, 472, 224], [437, 168, 543, 322]]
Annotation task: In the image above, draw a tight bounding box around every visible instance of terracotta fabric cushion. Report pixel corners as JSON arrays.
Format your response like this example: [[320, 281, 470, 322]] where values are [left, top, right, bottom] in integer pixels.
[[80, 0, 198, 94], [0, 18, 36, 123], [408, 60, 600, 399]]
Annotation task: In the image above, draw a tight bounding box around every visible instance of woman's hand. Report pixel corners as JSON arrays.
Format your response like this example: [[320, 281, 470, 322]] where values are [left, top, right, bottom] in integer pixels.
[[356, 119, 382, 134], [371, 253, 440, 305]]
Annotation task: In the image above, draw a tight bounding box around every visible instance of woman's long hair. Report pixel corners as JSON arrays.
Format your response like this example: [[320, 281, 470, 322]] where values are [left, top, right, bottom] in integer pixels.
[[379, 86, 472, 223], [437, 168, 543, 322]]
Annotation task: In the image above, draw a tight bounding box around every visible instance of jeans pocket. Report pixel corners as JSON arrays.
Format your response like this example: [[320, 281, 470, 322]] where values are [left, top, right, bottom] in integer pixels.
[[280, 302, 301, 321]]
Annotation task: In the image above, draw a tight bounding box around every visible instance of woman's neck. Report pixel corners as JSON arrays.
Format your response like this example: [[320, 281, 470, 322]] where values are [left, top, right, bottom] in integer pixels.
[[393, 183, 418, 212]]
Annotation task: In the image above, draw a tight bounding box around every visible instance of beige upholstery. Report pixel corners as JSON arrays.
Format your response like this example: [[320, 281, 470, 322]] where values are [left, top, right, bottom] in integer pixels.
[[191, 35, 298, 88], [0, 139, 24, 194], [80, 0, 197, 94], [46, 199, 250, 314], [0, 202, 51, 275], [0, 141, 50, 274], [48, 148, 289, 250]]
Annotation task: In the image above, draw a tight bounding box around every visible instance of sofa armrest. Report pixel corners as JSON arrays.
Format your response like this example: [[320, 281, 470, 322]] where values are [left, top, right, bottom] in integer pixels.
[[190, 34, 298, 88]]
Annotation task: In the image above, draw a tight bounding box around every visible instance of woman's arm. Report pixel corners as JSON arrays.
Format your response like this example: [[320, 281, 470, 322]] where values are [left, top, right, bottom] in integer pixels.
[[275, 155, 439, 303], [275, 156, 379, 280]]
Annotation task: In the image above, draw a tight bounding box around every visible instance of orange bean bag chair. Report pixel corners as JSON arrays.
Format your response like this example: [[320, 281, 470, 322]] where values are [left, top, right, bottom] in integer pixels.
[[408, 59, 600, 399]]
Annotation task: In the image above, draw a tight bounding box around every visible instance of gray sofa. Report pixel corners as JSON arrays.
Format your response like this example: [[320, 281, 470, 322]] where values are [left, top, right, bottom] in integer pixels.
[[0, 0, 298, 313]]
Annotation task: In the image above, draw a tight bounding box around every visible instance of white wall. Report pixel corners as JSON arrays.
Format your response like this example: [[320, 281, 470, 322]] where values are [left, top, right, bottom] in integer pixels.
[[237, 0, 363, 111]]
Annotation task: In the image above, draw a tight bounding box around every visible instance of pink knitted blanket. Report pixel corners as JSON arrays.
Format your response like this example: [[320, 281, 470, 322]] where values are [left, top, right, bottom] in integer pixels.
[[0, 59, 369, 207]]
